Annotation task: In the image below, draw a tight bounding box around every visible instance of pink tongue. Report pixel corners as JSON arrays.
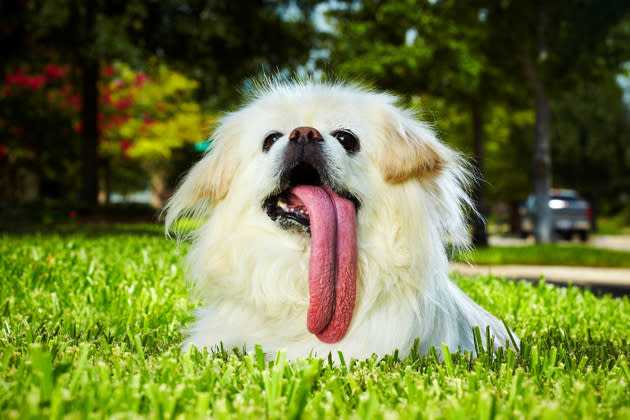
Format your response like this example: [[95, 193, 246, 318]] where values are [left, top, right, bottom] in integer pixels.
[[290, 185, 357, 343]]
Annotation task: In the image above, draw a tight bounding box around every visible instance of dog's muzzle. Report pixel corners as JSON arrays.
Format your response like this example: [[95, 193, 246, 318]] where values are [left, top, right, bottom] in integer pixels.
[[262, 127, 360, 344]]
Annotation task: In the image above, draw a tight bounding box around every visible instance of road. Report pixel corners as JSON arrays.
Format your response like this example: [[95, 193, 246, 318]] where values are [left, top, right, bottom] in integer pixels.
[[452, 234, 630, 297]]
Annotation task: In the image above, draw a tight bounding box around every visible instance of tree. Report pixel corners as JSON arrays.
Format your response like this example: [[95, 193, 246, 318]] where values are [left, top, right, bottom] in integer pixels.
[[324, 0, 521, 246], [100, 62, 212, 207], [552, 75, 630, 227], [0, 60, 208, 207], [479, 1, 630, 242], [0, 0, 320, 205], [324, 0, 630, 244]]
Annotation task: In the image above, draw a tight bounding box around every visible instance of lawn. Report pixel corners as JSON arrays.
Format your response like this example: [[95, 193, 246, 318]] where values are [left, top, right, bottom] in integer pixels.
[[455, 243, 630, 268], [597, 214, 630, 235], [1, 227, 629, 418]]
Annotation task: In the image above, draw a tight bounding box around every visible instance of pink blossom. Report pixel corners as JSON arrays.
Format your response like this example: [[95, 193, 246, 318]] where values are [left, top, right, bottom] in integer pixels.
[[6, 69, 29, 86], [102, 65, 115, 76], [100, 92, 112, 104], [27, 75, 47, 89], [44, 64, 68, 79], [114, 97, 133, 109], [135, 72, 148, 88], [120, 139, 132, 159], [67, 94, 82, 110], [111, 115, 129, 126]]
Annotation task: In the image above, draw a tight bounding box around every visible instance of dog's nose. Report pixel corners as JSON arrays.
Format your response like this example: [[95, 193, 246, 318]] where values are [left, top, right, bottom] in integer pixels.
[[289, 127, 323, 144]]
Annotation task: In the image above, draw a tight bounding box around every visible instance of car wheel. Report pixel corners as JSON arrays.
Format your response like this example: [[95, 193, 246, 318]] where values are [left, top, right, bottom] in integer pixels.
[[559, 231, 572, 241], [579, 231, 589, 242]]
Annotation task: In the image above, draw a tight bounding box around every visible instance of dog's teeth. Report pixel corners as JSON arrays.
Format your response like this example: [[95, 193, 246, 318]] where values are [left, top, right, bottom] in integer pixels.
[[277, 199, 288, 211]]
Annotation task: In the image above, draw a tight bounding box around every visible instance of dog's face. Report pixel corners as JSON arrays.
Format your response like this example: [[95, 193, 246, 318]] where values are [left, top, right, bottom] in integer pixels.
[[166, 82, 470, 347]]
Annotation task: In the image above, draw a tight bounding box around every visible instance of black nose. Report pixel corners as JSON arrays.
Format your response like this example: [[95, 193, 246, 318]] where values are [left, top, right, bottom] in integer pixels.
[[289, 126, 323, 144]]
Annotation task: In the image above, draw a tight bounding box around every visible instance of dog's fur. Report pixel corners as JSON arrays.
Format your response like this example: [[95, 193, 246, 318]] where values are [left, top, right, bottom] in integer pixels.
[[165, 80, 515, 359]]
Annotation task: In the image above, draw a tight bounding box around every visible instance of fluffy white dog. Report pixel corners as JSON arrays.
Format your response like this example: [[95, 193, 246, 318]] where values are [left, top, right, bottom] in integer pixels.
[[165, 80, 515, 359]]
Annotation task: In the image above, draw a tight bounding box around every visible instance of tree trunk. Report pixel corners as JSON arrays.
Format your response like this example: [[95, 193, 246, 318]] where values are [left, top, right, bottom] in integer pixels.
[[103, 158, 111, 205], [523, 6, 553, 244], [471, 104, 489, 247], [79, 1, 99, 205], [524, 56, 552, 243]]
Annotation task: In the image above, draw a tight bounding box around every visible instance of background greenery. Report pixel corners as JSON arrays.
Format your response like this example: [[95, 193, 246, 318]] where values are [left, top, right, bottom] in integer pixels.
[[1, 0, 629, 240], [1, 230, 629, 418], [455, 244, 630, 268], [2, 3, 630, 418]]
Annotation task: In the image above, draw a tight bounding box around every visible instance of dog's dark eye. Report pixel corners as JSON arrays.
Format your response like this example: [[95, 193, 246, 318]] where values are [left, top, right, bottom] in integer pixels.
[[263, 132, 283, 152], [333, 130, 359, 153]]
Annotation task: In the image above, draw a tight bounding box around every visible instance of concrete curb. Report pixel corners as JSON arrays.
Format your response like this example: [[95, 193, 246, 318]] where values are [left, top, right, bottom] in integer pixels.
[[450, 263, 630, 297]]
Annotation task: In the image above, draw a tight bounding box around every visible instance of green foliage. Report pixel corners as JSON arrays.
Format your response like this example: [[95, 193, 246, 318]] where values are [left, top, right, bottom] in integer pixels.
[[101, 61, 212, 162], [323, 2, 630, 214], [419, 96, 535, 203], [137, 0, 320, 108], [1, 0, 320, 205], [1, 230, 630, 418], [324, 0, 492, 100], [552, 76, 630, 206], [455, 244, 630, 268], [598, 215, 630, 235]]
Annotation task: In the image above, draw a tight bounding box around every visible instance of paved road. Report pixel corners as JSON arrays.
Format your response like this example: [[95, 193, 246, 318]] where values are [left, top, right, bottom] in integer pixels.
[[456, 235, 630, 297], [450, 263, 630, 297], [589, 235, 630, 251]]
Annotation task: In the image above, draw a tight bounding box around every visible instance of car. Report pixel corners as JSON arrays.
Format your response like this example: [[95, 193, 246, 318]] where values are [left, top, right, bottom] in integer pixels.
[[520, 189, 592, 241]]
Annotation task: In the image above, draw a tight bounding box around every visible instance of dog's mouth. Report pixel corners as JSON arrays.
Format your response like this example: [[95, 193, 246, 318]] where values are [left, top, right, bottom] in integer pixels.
[[263, 162, 360, 233], [262, 162, 360, 344]]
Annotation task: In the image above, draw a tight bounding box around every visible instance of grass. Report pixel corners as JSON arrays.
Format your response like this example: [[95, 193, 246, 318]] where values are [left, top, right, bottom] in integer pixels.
[[455, 244, 630, 268], [1, 227, 630, 418], [598, 214, 630, 235]]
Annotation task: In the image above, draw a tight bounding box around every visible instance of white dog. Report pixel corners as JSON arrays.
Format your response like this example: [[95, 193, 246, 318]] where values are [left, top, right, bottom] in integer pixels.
[[165, 80, 515, 359]]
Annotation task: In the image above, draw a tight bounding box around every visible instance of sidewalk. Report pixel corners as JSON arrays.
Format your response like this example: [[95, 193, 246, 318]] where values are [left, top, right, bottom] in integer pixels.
[[450, 263, 630, 295]]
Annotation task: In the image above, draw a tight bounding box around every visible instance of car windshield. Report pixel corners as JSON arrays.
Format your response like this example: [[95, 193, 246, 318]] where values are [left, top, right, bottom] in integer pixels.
[[551, 195, 578, 202], [525, 191, 583, 210]]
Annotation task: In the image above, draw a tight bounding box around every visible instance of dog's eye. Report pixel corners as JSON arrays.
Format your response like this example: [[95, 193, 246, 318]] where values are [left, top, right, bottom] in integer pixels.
[[263, 132, 283, 152], [333, 130, 359, 153]]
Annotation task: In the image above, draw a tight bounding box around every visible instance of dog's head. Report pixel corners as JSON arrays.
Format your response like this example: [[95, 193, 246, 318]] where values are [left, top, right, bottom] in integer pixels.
[[165, 81, 471, 344]]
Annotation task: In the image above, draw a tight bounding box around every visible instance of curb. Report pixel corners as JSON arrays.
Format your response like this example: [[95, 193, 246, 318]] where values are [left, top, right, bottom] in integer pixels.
[[450, 263, 630, 297]]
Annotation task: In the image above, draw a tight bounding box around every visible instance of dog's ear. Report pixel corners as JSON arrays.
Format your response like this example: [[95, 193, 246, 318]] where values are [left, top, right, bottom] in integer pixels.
[[164, 121, 238, 235], [378, 106, 454, 183]]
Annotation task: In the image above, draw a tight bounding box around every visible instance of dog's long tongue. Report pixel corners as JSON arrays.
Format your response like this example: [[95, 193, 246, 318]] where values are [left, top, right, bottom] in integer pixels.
[[290, 185, 357, 343]]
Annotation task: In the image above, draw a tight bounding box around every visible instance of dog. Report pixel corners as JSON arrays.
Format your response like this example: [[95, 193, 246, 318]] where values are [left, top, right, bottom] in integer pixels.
[[165, 79, 516, 359]]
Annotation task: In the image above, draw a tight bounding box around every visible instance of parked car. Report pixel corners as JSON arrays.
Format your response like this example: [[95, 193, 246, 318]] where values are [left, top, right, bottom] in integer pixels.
[[520, 189, 592, 241]]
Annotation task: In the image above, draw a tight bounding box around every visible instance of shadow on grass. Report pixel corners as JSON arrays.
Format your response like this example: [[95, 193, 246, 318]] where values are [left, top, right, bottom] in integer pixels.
[[0, 222, 165, 237], [1, 203, 165, 237], [0, 220, 164, 237]]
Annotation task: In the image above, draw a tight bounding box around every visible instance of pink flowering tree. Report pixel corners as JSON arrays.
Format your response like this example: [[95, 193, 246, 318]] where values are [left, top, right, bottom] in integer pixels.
[[0, 62, 209, 207]]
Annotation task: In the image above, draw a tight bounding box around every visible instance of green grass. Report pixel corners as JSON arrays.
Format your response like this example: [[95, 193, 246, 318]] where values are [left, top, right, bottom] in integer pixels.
[[598, 214, 630, 235], [455, 244, 630, 268], [1, 228, 630, 418]]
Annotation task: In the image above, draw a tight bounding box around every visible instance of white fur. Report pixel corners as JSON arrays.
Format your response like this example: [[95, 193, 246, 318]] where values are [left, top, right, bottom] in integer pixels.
[[165, 80, 516, 360]]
